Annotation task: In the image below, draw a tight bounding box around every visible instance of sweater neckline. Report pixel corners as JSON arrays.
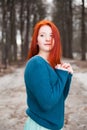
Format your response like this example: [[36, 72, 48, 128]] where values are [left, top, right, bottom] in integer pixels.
[[35, 55, 53, 68], [34, 55, 58, 78], [36, 55, 49, 64]]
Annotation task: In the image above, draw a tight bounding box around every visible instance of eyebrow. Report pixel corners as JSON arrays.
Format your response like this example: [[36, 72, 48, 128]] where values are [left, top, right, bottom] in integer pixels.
[[39, 32, 53, 34]]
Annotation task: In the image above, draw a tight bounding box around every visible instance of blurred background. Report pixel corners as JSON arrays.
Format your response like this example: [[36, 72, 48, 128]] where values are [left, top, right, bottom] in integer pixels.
[[0, 1, 87, 130], [0, 0, 87, 70]]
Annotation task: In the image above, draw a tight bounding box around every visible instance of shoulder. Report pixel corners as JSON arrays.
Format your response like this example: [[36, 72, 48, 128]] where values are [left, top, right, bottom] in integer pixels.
[[25, 55, 46, 70], [24, 56, 48, 78]]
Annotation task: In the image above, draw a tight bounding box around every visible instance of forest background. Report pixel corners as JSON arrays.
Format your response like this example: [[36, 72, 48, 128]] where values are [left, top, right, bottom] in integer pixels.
[[0, 0, 87, 130], [0, 0, 87, 69]]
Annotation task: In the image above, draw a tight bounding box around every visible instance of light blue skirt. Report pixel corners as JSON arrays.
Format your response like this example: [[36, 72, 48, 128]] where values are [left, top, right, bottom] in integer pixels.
[[24, 117, 63, 130]]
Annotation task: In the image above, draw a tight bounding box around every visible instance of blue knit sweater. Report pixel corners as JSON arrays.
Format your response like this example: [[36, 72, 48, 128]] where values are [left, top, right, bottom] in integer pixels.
[[24, 55, 72, 130]]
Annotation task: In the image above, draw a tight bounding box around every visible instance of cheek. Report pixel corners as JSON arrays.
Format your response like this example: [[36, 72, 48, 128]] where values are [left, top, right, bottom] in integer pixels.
[[37, 36, 39, 43], [37, 39, 40, 46], [37, 38, 43, 47], [37, 36, 42, 44], [37, 37, 45, 45]]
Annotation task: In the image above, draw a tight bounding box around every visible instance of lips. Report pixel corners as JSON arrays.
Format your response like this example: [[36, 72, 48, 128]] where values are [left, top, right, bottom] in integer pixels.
[[44, 43, 51, 45]]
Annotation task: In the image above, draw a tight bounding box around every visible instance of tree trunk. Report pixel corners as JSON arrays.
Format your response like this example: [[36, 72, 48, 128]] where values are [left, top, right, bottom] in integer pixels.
[[81, 0, 86, 60], [10, 0, 17, 61], [67, 0, 73, 58], [20, 0, 25, 60], [1, 0, 7, 68], [24, 0, 30, 59]]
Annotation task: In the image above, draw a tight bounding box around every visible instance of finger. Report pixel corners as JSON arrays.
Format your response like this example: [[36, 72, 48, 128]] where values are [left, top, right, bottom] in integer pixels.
[[62, 63, 70, 68]]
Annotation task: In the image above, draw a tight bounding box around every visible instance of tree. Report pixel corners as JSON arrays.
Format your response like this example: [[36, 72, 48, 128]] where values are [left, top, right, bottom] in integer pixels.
[[20, 0, 25, 59], [53, 0, 73, 58], [1, 0, 8, 68], [0, 0, 50, 66], [10, 0, 17, 61], [23, 0, 46, 59], [81, 0, 86, 60]]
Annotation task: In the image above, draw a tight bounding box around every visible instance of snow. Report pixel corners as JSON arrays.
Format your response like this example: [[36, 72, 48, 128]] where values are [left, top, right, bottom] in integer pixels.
[[0, 65, 87, 91], [74, 72, 87, 89], [0, 67, 25, 90], [0, 61, 87, 130]]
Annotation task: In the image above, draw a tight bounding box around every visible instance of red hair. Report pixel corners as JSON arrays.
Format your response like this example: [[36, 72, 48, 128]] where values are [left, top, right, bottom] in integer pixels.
[[27, 20, 62, 68]]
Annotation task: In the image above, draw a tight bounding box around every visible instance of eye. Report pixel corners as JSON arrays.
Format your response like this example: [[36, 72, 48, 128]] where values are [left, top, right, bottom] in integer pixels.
[[50, 34, 54, 38], [40, 34, 44, 37]]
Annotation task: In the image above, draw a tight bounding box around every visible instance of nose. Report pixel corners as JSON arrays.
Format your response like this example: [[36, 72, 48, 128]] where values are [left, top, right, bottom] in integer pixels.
[[46, 36, 51, 41]]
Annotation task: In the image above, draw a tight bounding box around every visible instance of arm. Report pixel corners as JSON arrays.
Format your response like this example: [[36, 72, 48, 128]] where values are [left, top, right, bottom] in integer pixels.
[[63, 73, 72, 100], [55, 62, 73, 100], [24, 60, 69, 111]]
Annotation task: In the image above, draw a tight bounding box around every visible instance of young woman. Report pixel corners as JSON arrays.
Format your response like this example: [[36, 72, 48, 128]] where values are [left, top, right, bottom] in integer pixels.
[[24, 20, 73, 130]]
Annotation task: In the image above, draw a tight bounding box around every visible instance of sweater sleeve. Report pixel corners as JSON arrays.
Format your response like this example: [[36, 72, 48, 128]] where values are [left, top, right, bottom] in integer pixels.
[[63, 73, 72, 100], [24, 60, 69, 111]]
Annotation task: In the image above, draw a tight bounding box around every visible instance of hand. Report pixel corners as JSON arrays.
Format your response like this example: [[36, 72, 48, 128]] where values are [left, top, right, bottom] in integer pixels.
[[61, 63, 73, 74], [55, 63, 73, 74]]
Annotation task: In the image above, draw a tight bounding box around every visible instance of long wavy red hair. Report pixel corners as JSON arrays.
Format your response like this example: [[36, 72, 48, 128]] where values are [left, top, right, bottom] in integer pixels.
[[27, 20, 62, 68]]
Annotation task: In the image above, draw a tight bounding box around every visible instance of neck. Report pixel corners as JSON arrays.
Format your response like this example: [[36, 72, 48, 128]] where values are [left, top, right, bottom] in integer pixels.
[[38, 51, 49, 61]]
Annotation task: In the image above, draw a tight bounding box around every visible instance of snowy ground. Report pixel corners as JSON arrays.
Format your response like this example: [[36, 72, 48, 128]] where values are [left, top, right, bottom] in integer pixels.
[[0, 60, 87, 130]]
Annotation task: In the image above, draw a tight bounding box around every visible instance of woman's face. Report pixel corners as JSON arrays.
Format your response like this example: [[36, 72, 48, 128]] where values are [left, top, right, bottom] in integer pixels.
[[37, 25, 54, 53]]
